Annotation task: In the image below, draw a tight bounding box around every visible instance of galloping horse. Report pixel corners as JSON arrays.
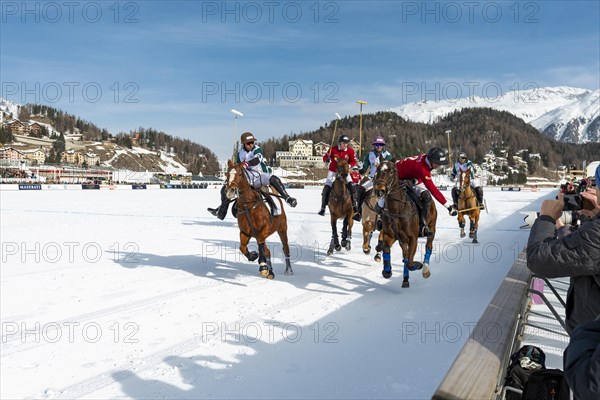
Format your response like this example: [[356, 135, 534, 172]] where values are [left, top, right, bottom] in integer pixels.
[[327, 158, 354, 256], [225, 159, 293, 278], [457, 168, 480, 244], [361, 154, 385, 261], [373, 160, 437, 288]]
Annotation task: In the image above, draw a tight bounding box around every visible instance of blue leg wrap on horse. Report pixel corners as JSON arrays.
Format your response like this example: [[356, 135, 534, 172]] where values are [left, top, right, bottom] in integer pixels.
[[424, 249, 432, 264], [383, 253, 391, 272], [403, 264, 409, 279]]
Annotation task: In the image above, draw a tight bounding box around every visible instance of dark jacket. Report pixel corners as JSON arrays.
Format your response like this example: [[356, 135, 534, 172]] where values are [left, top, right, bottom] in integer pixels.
[[564, 318, 600, 400], [526, 215, 600, 335]]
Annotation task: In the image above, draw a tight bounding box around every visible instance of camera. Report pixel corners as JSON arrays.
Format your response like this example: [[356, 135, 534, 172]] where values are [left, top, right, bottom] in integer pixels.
[[561, 194, 583, 211]]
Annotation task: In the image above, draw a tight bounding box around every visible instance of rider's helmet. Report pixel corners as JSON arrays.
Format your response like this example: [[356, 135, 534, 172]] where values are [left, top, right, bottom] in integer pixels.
[[372, 136, 386, 146], [338, 134, 350, 144], [426, 147, 449, 165], [240, 132, 256, 144], [458, 152, 467, 161]]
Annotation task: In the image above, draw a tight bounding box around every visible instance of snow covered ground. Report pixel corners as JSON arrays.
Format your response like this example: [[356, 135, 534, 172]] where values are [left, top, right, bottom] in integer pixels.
[[0, 187, 554, 399]]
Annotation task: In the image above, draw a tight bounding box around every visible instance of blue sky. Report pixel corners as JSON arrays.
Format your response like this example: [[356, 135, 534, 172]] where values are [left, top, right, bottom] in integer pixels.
[[1, 1, 599, 161]]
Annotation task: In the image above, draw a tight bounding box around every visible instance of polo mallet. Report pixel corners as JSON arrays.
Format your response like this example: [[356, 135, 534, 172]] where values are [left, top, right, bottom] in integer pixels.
[[329, 113, 342, 157], [230, 109, 243, 161]]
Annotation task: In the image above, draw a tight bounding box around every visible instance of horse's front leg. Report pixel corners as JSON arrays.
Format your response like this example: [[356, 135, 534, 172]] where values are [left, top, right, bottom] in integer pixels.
[[402, 235, 422, 288], [257, 242, 274, 279], [276, 225, 293, 276], [458, 211, 466, 238], [362, 224, 372, 254], [422, 235, 434, 280], [381, 225, 394, 279], [374, 231, 383, 262], [469, 214, 479, 244], [341, 216, 352, 251], [240, 231, 258, 262], [327, 216, 340, 256]]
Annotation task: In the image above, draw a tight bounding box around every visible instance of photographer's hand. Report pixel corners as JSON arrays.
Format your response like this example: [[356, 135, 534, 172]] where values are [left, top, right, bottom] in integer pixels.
[[580, 189, 600, 218], [540, 191, 564, 221]]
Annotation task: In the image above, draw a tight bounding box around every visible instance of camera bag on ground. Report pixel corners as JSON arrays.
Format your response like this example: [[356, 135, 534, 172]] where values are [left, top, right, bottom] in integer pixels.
[[521, 369, 570, 400], [504, 345, 546, 400]]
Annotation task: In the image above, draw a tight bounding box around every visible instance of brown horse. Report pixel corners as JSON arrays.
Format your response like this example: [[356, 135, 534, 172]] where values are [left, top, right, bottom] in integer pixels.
[[457, 168, 480, 244], [373, 160, 437, 288], [326, 158, 354, 256], [361, 154, 385, 261], [361, 190, 383, 262], [225, 159, 293, 279]]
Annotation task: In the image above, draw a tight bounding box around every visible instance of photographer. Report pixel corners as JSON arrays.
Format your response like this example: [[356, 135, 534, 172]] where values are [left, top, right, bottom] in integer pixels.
[[526, 175, 600, 335]]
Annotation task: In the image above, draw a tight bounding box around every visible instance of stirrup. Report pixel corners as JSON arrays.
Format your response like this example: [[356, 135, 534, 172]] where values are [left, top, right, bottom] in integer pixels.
[[353, 211, 361, 222]]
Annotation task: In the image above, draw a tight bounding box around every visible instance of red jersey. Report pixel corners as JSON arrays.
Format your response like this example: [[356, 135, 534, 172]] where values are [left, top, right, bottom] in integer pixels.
[[395, 154, 448, 206], [350, 170, 361, 184], [324, 145, 357, 173]]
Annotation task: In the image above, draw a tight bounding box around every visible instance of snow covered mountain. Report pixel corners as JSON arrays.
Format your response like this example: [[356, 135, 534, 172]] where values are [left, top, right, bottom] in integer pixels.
[[390, 86, 600, 143]]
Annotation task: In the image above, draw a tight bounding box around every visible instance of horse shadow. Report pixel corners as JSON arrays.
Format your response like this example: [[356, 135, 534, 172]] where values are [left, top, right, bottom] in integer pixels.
[[110, 236, 376, 296]]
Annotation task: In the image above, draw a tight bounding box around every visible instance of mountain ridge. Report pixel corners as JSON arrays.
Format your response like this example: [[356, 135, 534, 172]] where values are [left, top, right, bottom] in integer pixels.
[[390, 86, 599, 143]]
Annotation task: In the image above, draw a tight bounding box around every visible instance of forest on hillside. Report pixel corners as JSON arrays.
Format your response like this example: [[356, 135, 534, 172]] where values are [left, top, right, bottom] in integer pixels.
[[260, 108, 600, 170]]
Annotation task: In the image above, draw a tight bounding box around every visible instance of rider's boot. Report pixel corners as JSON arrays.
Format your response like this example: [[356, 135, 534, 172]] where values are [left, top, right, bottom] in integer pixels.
[[318, 185, 332, 216], [347, 182, 361, 221], [451, 187, 459, 208], [419, 191, 432, 236], [475, 186, 485, 210], [269, 175, 297, 207], [355, 185, 366, 219], [207, 185, 229, 220]]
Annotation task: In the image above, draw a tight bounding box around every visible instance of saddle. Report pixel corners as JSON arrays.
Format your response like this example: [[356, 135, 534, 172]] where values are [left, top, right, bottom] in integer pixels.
[[232, 187, 278, 221]]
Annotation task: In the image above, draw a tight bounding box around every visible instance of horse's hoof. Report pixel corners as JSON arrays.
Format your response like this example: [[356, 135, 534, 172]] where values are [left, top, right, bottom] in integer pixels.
[[259, 264, 270, 277], [472, 239, 479, 244], [469, 232, 475, 239], [284, 268, 294, 276], [341, 239, 347, 247], [382, 268, 392, 279], [407, 262, 423, 271], [375, 243, 382, 252], [374, 253, 382, 262], [345, 242, 351, 251], [327, 247, 334, 256], [422, 269, 431, 279], [402, 279, 410, 288], [247, 251, 258, 262], [267, 271, 275, 280], [460, 232, 466, 238], [363, 246, 371, 255], [335, 244, 342, 252]]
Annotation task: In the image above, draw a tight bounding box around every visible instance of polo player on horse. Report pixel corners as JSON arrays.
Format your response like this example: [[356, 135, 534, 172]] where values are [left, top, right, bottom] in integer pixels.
[[451, 152, 484, 210], [376, 147, 458, 236], [317, 133, 360, 220], [355, 135, 394, 221], [208, 132, 297, 220]]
